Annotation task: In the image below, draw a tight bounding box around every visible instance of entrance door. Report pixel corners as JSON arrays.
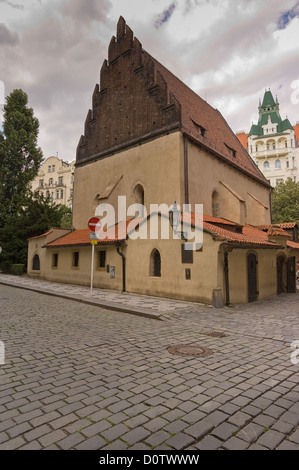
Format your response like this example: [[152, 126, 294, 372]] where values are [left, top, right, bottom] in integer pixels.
[[277, 255, 286, 294], [247, 253, 258, 303], [287, 256, 296, 293]]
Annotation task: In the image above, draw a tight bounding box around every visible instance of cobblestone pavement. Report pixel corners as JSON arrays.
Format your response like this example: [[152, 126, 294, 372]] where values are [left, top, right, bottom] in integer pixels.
[[0, 278, 298, 451]]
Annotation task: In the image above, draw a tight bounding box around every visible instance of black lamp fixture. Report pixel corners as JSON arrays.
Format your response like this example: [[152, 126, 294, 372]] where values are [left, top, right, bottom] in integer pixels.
[[169, 201, 188, 241]]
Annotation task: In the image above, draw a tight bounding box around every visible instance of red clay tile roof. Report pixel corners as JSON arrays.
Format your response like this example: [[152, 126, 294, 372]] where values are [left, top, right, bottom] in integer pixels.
[[202, 215, 241, 226], [294, 123, 299, 147], [27, 229, 54, 241], [236, 132, 248, 149], [203, 222, 281, 247], [43, 213, 287, 250], [44, 219, 143, 247], [266, 227, 291, 238], [46, 229, 90, 247], [287, 240, 299, 249], [149, 55, 268, 187], [181, 213, 282, 247], [275, 222, 298, 229]]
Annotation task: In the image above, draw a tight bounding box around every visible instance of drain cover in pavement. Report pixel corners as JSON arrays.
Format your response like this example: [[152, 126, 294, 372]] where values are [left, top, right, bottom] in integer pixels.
[[204, 331, 228, 338], [167, 344, 213, 358]]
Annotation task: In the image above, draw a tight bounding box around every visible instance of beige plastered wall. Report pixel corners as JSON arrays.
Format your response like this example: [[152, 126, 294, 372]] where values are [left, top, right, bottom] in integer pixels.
[[28, 240, 123, 291], [186, 139, 271, 225], [27, 229, 71, 278], [72, 132, 183, 230], [123, 226, 222, 304], [223, 246, 296, 304], [28, 224, 223, 304]]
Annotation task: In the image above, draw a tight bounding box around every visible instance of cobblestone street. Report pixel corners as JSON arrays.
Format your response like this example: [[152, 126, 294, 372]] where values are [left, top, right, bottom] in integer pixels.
[[0, 279, 298, 450]]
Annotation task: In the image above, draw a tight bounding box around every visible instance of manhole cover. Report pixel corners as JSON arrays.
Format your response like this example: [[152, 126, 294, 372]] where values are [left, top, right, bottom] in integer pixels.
[[167, 344, 213, 358], [204, 331, 228, 338]]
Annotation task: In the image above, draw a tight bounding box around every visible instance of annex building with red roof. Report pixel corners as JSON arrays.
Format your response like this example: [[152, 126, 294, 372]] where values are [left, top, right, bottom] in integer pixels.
[[28, 18, 299, 306]]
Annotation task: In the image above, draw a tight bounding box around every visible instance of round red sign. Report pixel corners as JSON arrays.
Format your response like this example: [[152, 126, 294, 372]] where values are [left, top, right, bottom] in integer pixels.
[[88, 217, 102, 232]]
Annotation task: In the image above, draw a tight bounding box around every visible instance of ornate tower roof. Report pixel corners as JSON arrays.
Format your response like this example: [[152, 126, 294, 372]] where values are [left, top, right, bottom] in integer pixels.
[[249, 89, 293, 137]]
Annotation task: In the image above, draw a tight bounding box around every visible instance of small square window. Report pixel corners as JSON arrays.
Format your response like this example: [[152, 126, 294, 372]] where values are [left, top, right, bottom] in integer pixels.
[[73, 251, 79, 268], [181, 244, 194, 264], [98, 251, 106, 268], [52, 253, 58, 268]]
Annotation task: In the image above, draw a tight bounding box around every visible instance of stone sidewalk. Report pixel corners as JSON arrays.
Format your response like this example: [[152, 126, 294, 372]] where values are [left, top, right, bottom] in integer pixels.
[[0, 274, 207, 320], [0, 277, 298, 451]]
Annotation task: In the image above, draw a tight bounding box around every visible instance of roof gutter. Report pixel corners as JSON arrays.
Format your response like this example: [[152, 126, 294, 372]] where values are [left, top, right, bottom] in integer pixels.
[[115, 243, 126, 293]]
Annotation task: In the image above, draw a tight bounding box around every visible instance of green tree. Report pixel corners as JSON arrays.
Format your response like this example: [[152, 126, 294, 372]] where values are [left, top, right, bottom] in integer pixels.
[[0, 89, 72, 271], [0, 193, 72, 267], [272, 179, 299, 224], [0, 89, 43, 220]]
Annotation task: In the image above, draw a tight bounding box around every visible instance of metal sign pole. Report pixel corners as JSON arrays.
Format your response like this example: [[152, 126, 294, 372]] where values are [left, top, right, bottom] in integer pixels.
[[90, 242, 95, 295]]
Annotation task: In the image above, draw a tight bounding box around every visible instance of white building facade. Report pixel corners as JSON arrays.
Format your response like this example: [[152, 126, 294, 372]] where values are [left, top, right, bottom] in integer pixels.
[[31, 156, 75, 208], [248, 90, 298, 187]]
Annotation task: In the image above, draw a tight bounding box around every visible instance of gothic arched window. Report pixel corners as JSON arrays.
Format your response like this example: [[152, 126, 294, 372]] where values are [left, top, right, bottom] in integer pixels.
[[150, 249, 161, 277]]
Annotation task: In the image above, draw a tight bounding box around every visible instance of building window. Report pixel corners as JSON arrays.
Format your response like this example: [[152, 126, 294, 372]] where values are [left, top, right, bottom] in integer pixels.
[[58, 176, 63, 186], [133, 184, 145, 216], [181, 244, 194, 264], [60, 190, 64, 199], [72, 251, 79, 268], [150, 249, 161, 277], [255, 145, 258, 152], [285, 140, 288, 148], [272, 143, 276, 150], [286, 160, 289, 168], [52, 253, 58, 268], [292, 157, 296, 168], [48, 165, 51, 173], [276, 178, 283, 186], [32, 254, 40, 271], [133, 184, 144, 205], [56, 190, 59, 199], [98, 251, 106, 268], [225, 144, 236, 158], [49, 178, 53, 185], [267, 143, 270, 150], [275, 159, 281, 169], [52, 165, 55, 172], [263, 161, 270, 170]]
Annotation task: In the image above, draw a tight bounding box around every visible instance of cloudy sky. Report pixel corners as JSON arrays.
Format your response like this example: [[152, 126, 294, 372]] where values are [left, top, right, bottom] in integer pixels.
[[0, 0, 299, 162]]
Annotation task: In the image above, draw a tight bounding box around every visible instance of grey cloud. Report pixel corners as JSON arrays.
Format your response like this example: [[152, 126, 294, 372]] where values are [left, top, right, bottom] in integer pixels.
[[0, 0, 113, 161], [0, 23, 19, 45], [0, 0, 24, 9], [62, 0, 111, 25]]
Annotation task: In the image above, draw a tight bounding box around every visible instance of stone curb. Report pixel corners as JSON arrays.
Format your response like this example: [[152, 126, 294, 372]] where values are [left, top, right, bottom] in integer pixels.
[[0, 279, 163, 321]]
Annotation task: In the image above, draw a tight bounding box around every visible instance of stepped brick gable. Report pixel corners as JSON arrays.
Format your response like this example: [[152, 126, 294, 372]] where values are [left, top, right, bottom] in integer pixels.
[[76, 17, 268, 187]]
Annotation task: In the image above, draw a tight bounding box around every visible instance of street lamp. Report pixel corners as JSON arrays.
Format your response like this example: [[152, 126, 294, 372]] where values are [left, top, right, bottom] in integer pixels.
[[169, 202, 188, 241], [169, 201, 181, 233]]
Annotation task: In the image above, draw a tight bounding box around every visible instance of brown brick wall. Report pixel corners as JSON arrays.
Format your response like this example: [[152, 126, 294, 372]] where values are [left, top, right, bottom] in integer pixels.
[[76, 17, 181, 165]]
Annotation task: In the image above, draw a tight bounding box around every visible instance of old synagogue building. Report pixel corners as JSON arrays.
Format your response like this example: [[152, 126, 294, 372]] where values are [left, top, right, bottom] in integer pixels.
[[28, 17, 299, 306]]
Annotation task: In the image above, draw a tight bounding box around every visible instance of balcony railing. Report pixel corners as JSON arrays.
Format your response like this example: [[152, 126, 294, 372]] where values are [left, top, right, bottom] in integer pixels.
[[251, 148, 289, 158]]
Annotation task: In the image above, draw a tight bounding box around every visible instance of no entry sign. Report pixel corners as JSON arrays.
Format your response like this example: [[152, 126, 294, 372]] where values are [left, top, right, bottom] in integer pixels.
[[88, 217, 101, 232]]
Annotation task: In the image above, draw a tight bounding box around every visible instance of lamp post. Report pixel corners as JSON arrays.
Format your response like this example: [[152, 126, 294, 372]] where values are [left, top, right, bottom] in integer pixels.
[[169, 202, 187, 241], [169, 201, 181, 233]]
